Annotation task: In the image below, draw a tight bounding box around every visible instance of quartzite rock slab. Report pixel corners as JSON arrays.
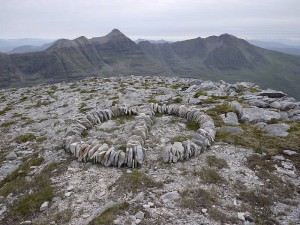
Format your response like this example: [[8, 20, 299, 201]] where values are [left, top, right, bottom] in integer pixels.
[[240, 108, 281, 123]]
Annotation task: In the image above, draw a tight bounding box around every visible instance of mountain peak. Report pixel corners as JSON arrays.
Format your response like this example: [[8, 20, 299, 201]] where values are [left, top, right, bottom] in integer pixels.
[[107, 29, 124, 37]]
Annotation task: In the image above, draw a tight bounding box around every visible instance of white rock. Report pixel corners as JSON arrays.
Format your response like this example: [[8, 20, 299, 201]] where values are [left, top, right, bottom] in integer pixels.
[[82, 214, 90, 218], [283, 150, 298, 156], [65, 192, 72, 197], [148, 202, 154, 207], [160, 191, 181, 203], [202, 208, 207, 214], [135, 211, 144, 220], [67, 185, 74, 191], [40, 201, 49, 211], [238, 212, 245, 221], [142, 204, 150, 209]]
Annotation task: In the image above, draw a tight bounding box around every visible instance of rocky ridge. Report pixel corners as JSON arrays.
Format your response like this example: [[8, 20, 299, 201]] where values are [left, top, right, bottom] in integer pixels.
[[0, 75, 299, 225]]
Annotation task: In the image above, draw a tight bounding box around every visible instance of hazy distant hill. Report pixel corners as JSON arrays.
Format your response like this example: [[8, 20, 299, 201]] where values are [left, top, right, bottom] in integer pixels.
[[8, 42, 54, 54], [0, 29, 300, 99], [0, 38, 55, 53], [249, 40, 300, 56], [135, 39, 172, 44]]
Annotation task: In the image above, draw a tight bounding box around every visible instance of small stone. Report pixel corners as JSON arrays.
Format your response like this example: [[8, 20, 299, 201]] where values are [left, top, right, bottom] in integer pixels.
[[136, 219, 142, 224], [148, 202, 154, 207], [65, 192, 72, 197], [202, 208, 207, 214], [135, 211, 144, 220], [283, 150, 298, 156], [238, 212, 245, 221], [67, 185, 74, 191], [143, 204, 150, 209], [40, 201, 49, 211], [271, 155, 285, 161], [126, 169, 132, 174], [82, 214, 90, 219], [20, 221, 32, 225], [113, 218, 122, 225]]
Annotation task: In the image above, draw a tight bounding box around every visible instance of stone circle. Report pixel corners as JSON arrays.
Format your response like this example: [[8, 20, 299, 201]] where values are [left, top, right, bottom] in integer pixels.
[[63, 103, 216, 168]]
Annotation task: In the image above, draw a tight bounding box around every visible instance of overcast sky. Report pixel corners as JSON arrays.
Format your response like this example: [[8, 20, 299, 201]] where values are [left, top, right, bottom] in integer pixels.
[[1, 0, 300, 42]]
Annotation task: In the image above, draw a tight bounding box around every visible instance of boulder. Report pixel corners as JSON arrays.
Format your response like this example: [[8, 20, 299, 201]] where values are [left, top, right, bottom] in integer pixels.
[[265, 123, 290, 137], [240, 108, 281, 123], [160, 191, 181, 203], [258, 90, 287, 98], [220, 112, 239, 125], [5, 151, 18, 161], [219, 126, 244, 134]]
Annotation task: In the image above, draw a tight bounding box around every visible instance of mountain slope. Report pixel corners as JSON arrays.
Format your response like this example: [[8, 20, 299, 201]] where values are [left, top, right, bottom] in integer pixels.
[[0, 30, 300, 99], [138, 34, 300, 99]]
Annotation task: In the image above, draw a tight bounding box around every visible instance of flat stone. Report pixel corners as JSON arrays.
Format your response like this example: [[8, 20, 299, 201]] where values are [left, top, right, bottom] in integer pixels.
[[276, 167, 297, 178], [135, 211, 144, 220], [67, 185, 74, 191], [65, 192, 72, 197], [283, 150, 298, 156], [162, 149, 170, 163], [20, 221, 32, 225], [258, 90, 287, 98], [238, 212, 245, 221], [265, 123, 290, 137], [240, 108, 281, 123], [160, 191, 181, 203], [220, 112, 239, 125], [219, 126, 244, 134], [135, 145, 144, 165], [82, 214, 90, 219], [271, 155, 285, 161]]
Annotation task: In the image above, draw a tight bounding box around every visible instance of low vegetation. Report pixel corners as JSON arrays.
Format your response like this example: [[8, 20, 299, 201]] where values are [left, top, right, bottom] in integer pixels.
[[193, 168, 225, 184], [172, 97, 183, 103], [171, 135, 192, 143], [206, 156, 229, 169], [186, 121, 200, 131], [111, 170, 163, 194], [89, 202, 129, 225], [180, 188, 216, 210], [193, 90, 206, 98], [0, 106, 12, 116], [0, 121, 17, 127], [15, 133, 37, 143], [2, 160, 68, 223], [216, 122, 300, 169]]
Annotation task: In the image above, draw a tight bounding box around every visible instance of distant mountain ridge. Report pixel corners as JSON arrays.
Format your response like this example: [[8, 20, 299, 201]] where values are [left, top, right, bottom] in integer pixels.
[[1, 29, 300, 99], [0, 38, 55, 53], [248, 40, 300, 56]]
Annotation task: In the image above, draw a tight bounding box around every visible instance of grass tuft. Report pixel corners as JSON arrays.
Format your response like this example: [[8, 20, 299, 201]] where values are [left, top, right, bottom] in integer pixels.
[[15, 133, 36, 143], [89, 202, 129, 225], [206, 156, 229, 169]]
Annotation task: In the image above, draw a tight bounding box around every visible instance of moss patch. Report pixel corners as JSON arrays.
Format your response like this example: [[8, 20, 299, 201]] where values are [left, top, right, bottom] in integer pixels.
[[15, 133, 36, 143], [193, 168, 225, 184], [112, 170, 163, 194], [206, 156, 229, 169], [179, 188, 216, 210], [186, 121, 200, 131], [89, 202, 129, 225]]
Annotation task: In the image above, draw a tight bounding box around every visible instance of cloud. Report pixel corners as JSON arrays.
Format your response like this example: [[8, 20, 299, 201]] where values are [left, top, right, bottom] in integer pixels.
[[0, 0, 299, 41]]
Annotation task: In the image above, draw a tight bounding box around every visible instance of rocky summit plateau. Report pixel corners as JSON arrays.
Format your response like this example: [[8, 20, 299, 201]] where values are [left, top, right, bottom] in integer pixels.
[[0, 75, 300, 225]]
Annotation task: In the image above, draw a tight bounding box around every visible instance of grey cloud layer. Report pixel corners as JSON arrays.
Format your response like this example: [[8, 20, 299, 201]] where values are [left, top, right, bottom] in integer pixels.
[[0, 0, 299, 40]]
